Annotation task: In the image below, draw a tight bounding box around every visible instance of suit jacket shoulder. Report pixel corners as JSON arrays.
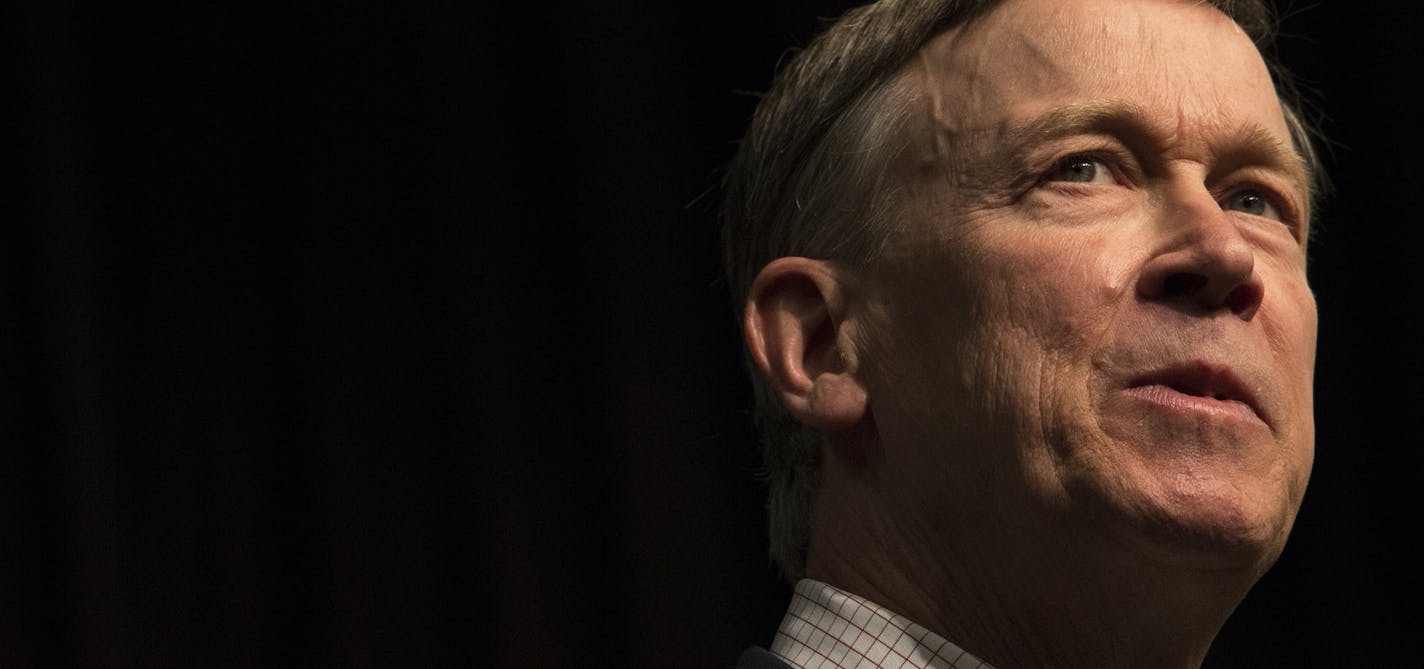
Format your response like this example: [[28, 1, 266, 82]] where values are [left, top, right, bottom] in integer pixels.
[[736, 647, 793, 669]]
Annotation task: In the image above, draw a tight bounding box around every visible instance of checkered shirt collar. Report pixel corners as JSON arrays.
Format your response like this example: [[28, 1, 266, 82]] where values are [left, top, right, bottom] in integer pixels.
[[769, 579, 994, 669]]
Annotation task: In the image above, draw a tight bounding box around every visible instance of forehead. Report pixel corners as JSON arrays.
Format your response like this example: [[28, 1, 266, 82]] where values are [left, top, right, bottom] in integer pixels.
[[904, 0, 1291, 157]]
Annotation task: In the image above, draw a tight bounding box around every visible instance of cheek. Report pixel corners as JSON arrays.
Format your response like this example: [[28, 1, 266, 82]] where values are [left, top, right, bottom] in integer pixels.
[[981, 229, 1135, 358], [1258, 256, 1317, 373], [1263, 270, 1318, 445], [948, 232, 1137, 443], [1278, 274, 1318, 366], [868, 216, 1139, 432]]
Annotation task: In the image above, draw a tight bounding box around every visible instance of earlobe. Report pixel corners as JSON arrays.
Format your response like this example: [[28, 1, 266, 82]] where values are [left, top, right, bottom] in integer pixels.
[[744, 257, 869, 432]]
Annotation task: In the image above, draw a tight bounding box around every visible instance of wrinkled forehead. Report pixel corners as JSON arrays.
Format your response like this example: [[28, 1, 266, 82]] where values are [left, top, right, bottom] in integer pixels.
[[897, 0, 1292, 160]]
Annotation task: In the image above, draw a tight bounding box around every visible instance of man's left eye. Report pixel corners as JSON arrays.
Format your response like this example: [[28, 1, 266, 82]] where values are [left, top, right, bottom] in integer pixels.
[[1223, 189, 1281, 221], [1049, 156, 1116, 184]]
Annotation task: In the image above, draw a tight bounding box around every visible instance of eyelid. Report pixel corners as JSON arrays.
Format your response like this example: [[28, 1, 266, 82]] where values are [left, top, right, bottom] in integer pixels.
[[1035, 145, 1140, 188], [1213, 173, 1306, 236]]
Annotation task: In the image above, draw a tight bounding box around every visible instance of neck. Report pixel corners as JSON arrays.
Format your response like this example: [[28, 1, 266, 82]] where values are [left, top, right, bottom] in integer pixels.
[[805, 460, 1268, 668]]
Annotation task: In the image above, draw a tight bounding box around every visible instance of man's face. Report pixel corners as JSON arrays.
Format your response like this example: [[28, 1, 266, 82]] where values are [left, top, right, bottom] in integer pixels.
[[858, 0, 1316, 571]]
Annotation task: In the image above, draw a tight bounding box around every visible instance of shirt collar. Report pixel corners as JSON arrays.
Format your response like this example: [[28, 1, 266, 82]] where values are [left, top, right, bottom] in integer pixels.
[[769, 579, 994, 669]]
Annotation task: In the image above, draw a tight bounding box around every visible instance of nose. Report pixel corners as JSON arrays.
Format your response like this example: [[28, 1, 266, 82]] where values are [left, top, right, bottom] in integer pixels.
[[1135, 195, 1263, 320]]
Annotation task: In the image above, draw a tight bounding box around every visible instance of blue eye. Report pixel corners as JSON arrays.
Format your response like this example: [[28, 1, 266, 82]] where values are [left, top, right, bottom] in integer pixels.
[[1050, 156, 1115, 184], [1224, 189, 1281, 221]]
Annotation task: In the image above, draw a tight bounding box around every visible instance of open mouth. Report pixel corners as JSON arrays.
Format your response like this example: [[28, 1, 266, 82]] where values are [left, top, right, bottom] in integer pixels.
[[1125, 361, 1266, 426]]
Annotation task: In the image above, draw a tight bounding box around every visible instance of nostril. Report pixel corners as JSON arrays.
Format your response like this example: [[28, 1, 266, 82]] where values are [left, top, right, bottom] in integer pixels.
[[1225, 283, 1264, 316], [1162, 273, 1207, 296]]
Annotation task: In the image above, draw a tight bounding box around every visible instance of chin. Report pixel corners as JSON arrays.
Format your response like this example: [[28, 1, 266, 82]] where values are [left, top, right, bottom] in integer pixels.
[[1148, 492, 1292, 570], [1094, 463, 1304, 574], [1075, 399, 1312, 573]]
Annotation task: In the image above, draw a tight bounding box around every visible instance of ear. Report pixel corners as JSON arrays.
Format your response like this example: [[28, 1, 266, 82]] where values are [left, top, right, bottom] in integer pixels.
[[744, 257, 868, 432]]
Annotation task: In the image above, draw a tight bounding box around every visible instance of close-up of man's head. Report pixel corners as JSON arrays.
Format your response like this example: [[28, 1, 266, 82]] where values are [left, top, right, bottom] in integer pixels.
[[724, 0, 1324, 666], [31, 0, 1424, 665]]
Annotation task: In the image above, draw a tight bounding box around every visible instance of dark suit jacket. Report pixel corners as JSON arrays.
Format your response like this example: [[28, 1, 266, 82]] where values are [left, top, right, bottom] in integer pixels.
[[736, 647, 793, 669]]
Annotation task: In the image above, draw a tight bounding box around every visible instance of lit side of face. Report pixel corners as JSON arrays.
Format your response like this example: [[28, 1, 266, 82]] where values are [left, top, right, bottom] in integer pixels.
[[859, 0, 1317, 572]]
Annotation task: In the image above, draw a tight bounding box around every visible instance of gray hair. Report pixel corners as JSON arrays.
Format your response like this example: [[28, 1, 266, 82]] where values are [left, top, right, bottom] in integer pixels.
[[721, 0, 1324, 580]]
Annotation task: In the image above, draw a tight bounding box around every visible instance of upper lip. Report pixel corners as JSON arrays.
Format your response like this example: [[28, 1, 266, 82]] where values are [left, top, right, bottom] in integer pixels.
[[1125, 360, 1267, 424]]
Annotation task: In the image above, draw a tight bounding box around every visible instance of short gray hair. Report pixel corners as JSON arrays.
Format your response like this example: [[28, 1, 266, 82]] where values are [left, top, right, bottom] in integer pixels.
[[721, 0, 1324, 580]]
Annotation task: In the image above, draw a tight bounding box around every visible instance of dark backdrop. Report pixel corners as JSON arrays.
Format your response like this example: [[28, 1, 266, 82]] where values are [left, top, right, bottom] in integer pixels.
[[4, 1, 1420, 667]]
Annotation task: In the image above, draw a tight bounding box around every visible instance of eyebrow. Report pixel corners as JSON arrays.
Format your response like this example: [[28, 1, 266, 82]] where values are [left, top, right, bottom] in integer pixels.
[[998, 100, 1312, 197], [1010, 101, 1158, 150]]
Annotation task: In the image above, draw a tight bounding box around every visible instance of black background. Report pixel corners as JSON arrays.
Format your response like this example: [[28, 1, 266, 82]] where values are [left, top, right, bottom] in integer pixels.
[[4, 1, 1420, 667]]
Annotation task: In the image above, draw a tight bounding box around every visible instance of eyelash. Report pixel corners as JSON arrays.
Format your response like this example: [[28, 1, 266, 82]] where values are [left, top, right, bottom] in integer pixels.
[[1038, 150, 1135, 187], [1035, 152, 1302, 235], [1215, 181, 1303, 238]]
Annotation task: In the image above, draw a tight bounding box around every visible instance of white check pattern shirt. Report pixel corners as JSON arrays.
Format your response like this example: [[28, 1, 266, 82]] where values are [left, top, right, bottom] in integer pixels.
[[769, 579, 995, 669]]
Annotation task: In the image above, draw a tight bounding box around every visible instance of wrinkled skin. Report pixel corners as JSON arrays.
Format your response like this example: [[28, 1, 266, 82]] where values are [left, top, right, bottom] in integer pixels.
[[798, 0, 1317, 665]]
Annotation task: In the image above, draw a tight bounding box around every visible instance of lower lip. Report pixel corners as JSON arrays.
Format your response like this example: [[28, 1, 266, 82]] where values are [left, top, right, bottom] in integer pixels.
[[1123, 384, 1264, 425]]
